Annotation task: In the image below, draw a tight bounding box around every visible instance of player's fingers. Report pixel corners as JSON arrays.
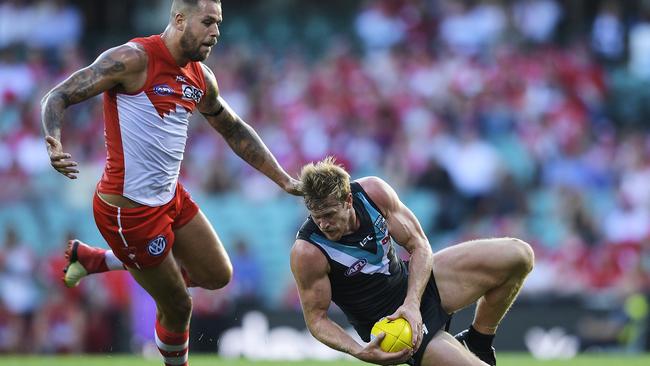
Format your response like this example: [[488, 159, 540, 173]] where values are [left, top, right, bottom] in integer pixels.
[[45, 135, 60, 147], [59, 168, 80, 175], [414, 331, 423, 351], [370, 331, 385, 346], [49, 152, 72, 161], [51, 159, 77, 167], [412, 322, 421, 347], [388, 347, 411, 363], [386, 311, 402, 321]]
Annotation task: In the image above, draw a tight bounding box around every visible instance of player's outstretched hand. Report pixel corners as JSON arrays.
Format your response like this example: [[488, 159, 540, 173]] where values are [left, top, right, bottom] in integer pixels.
[[387, 302, 423, 352], [354, 332, 412, 365], [45, 136, 79, 179]]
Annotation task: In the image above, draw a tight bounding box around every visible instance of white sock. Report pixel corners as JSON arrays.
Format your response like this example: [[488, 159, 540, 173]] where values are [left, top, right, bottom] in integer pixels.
[[105, 250, 126, 270]]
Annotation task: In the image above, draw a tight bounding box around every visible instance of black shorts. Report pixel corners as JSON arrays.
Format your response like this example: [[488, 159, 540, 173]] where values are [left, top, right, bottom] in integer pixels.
[[354, 273, 451, 366]]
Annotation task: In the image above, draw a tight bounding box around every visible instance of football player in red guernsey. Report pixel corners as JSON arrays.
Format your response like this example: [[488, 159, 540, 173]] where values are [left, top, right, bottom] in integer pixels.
[[41, 1, 299, 364]]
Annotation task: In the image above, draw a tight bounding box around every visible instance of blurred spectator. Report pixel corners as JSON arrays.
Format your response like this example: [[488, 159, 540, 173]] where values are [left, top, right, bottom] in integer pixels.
[[0, 0, 82, 49], [591, 0, 626, 64], [354, 1, 406, 52], [439, 0, 506, 55], [0, 299, 23, 353], [629, 3, 650, 79], [439, 128, 503, 199], [0, 226, 39, 337], [603, 193, 650, 244], [0, 47, 37, 109], [32, 289, 85, 353], [230, 239, 263, 307], [512, 0, 562, 43]]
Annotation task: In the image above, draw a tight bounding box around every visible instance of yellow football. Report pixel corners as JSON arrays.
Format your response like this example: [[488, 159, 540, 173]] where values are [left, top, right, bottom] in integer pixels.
[[370, 317, 413, 352]]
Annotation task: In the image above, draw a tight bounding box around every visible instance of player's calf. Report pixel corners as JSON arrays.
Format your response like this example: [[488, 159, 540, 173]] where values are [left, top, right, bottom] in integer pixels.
[[154, 293, 192, 366]]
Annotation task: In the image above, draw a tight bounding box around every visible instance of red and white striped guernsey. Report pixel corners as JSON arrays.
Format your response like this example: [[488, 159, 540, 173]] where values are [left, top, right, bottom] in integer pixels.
[[97, 34, 206, 206]]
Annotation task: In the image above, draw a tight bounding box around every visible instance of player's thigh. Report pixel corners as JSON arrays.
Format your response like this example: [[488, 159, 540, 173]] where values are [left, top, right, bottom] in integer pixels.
[[420, 331, 488, 366], [432, 237, 533, 313], [127, 253, 191, 318], [171, 209, 232, 289]]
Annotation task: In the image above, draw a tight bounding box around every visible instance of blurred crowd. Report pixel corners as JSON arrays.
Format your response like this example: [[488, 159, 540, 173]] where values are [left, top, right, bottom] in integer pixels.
[[1, 0, 650, 353]]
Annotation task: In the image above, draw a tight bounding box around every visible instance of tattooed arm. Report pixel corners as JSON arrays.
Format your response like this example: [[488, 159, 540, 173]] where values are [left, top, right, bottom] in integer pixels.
[[41, 43, 147, 179], [198, 63, 301, 195]]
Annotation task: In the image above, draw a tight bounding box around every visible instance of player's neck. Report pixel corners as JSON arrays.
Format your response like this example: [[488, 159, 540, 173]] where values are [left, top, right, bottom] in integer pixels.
[[346, 210, 360, 236], [161, 28, 190, 67]]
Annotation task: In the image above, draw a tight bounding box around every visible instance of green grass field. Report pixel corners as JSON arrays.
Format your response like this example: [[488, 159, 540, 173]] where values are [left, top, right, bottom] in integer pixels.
[[0, 354, 649, 366]]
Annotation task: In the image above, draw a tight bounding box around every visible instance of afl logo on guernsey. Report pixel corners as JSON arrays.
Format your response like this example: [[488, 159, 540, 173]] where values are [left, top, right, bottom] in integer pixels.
[[345, 258, 367, 277], [153, 84, 174, 96], [147, 235, 167, 256]]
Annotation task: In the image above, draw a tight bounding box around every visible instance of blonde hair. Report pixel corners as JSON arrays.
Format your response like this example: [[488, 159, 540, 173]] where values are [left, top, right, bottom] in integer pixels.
[[299, 156, 351, 211]]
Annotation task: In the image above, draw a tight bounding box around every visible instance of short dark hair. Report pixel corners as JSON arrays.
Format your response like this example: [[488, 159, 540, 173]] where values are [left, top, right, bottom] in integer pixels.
[[171, 0, 220, 16]]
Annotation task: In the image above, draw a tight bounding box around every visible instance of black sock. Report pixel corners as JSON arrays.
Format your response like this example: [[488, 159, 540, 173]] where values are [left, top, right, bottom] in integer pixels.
[[467, 325, 495, 350]]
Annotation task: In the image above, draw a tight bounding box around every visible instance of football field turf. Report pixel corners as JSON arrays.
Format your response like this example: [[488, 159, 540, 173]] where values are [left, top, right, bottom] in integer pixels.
[[0, 354, 649, 366]]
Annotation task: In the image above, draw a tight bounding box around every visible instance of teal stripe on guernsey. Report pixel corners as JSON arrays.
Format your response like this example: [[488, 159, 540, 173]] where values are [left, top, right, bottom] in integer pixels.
[[355, 192, 380, 227], [311, 232, 386, 265]]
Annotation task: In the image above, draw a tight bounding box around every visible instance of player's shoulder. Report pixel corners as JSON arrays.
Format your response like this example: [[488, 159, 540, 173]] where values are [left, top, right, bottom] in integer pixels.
[[100, 42, 147, 73], [356, 176, 398, 213], [199, 62, 218, 93], [199, 62, 214, 77], [356, 176, 388, 190], [291, 238, 327, 271]]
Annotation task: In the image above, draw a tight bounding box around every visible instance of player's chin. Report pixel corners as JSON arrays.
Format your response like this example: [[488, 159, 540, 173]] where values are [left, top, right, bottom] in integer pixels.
[[324, 232, 342, 241], [190, 50, 210, 62]]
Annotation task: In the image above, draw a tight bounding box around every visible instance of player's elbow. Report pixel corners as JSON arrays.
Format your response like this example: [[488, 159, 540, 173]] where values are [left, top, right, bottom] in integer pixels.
[[42, 90, 69, 109], [304, 312, 327, 338], [40, 92, 50, 107]]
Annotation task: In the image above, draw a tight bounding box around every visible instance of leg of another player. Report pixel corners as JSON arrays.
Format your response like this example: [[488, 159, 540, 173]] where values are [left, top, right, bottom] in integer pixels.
[[128, 254, 192, 366], [420, 331, 489, 366], [171, 209, 233, 290]]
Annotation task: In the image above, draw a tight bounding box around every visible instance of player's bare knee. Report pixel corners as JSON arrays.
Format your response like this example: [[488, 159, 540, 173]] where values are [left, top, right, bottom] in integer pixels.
[[505, 238, 534, 276], [202, 262, 233, 290]]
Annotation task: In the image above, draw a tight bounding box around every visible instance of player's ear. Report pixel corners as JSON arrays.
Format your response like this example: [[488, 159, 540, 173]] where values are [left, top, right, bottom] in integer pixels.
[[345, 193, 353, 206], [172, 12, 186, 31]]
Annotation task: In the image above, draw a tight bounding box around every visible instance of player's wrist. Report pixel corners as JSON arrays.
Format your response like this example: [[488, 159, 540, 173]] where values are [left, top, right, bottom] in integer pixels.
[[348, 343, 365, 359], [403, 296, 421, 309]]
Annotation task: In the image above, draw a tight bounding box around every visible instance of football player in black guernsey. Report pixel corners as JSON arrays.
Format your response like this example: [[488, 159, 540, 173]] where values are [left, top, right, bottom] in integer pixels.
[[291, 157, 534, 366]]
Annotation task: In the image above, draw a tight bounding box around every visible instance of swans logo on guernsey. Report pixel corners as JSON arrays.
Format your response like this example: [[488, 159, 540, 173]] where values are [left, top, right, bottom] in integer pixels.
[[153, 84, 174, 96], [182, 84, 204, 103], [147, 235, 167, 256], [345, 258, 367, 277]]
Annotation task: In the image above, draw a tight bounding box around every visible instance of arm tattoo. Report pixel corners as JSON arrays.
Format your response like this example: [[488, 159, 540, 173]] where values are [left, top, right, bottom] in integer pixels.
[[41, 53, 126, 138], [61, 55, 126, 105], [217, 116, 268, 168]]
